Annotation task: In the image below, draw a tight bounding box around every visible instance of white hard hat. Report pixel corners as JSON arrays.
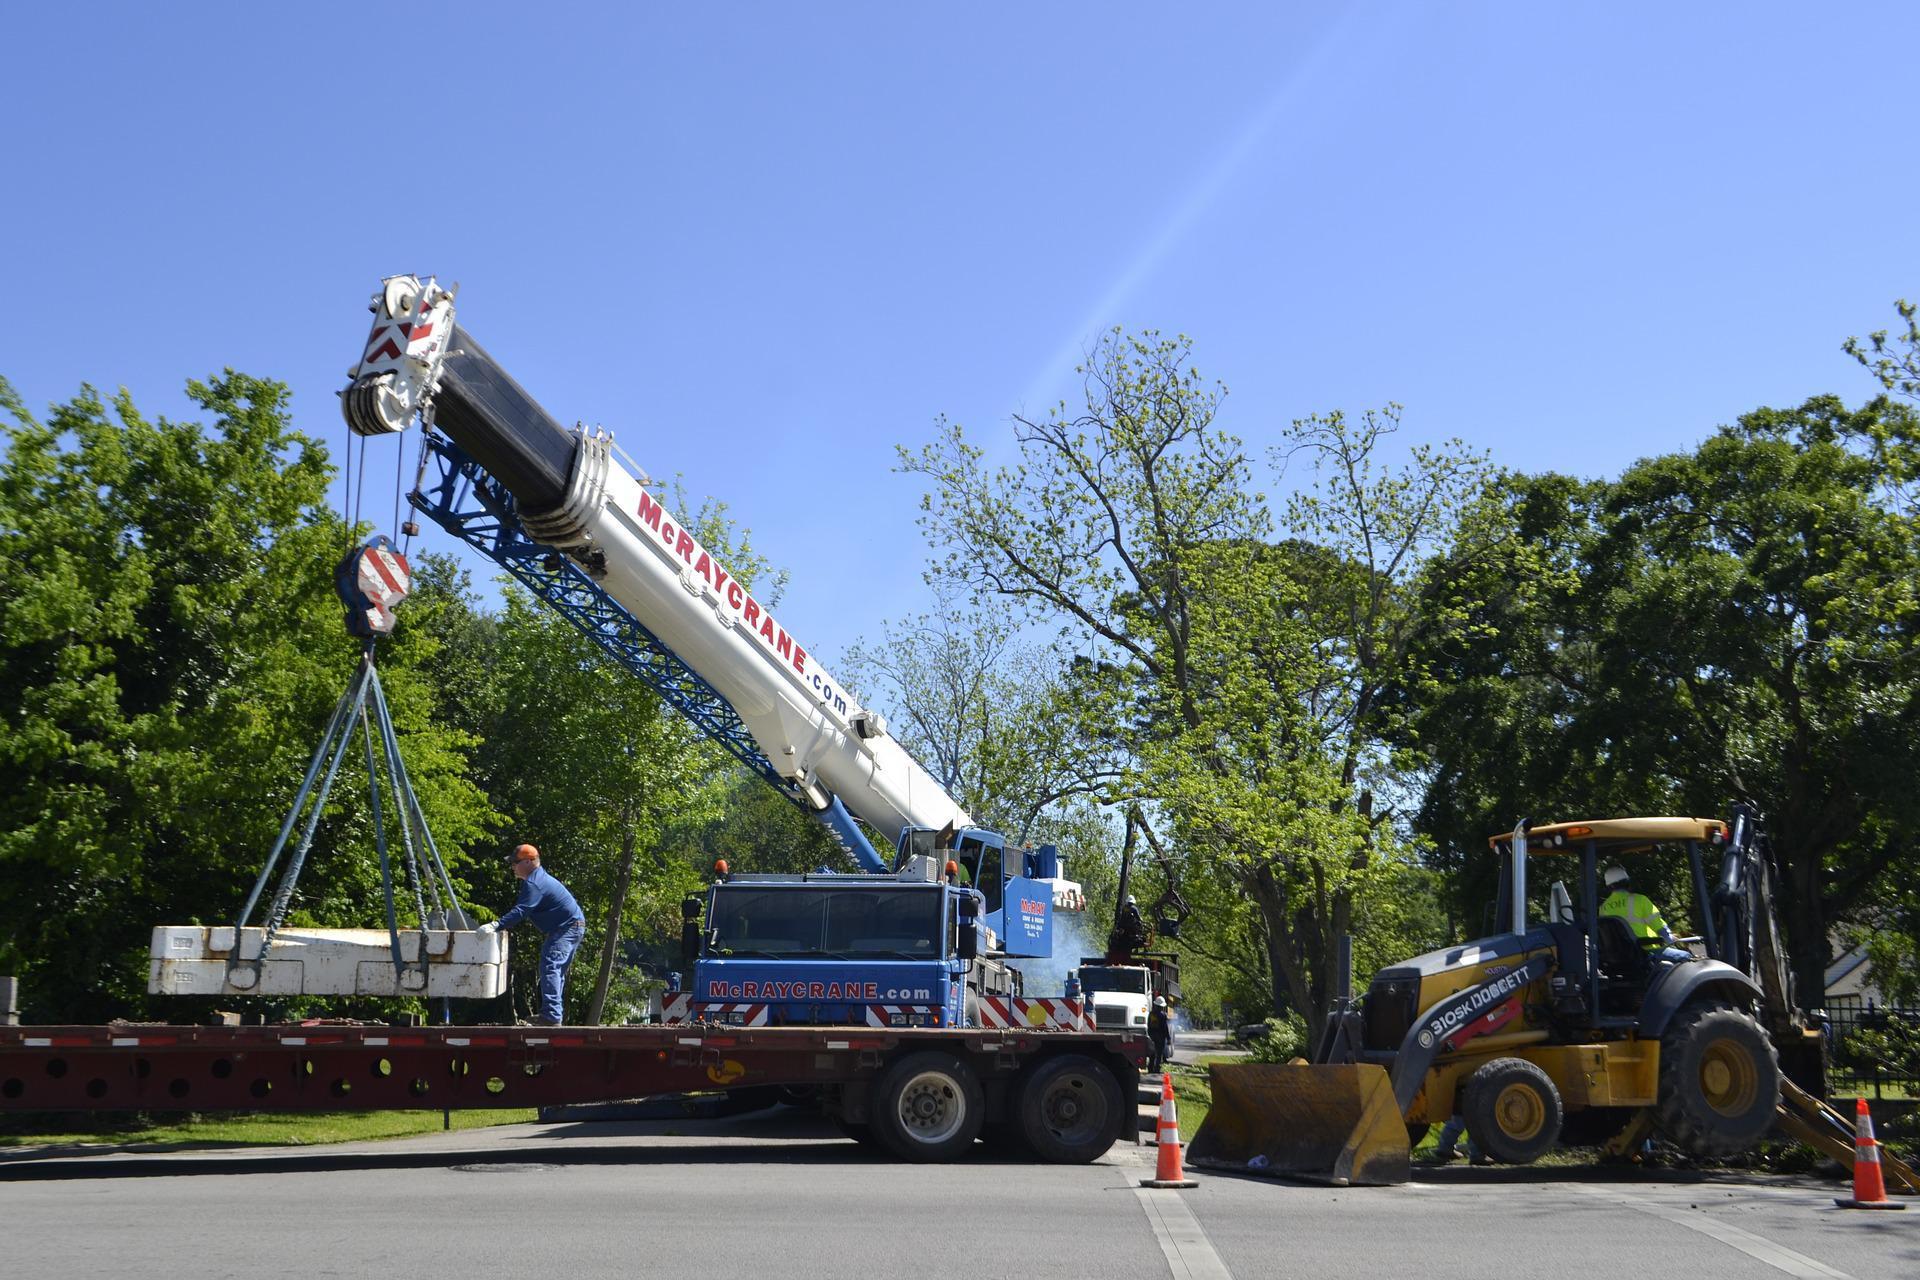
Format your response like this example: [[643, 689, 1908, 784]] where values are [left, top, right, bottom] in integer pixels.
[[1126, 894, 1137, 905], [1603, 864, 1629, 888], [1153, 996, 1168, 1008]]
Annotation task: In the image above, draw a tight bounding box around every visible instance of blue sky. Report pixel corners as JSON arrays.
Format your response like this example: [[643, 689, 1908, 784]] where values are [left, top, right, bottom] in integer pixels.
[[4, 3, 1915, 666]]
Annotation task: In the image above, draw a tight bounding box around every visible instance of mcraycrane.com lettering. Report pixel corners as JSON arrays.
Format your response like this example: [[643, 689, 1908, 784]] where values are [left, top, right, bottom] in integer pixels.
[[636, 490, 849, 716], [704, 980, 936, 1002]]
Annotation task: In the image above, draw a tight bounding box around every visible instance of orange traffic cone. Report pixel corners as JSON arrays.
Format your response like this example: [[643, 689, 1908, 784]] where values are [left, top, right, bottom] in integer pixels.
[[1836, 1097, 1906, 1210], [1141, 1071, 1199, 1188]]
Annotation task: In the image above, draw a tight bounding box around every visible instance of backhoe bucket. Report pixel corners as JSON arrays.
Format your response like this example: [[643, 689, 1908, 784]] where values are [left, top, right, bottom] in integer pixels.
[[1186, 1063, 1409, 1187]]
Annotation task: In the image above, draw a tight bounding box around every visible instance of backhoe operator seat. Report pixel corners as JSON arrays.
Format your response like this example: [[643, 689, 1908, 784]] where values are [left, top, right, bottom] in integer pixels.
[[1596, 914, 1650, 981]]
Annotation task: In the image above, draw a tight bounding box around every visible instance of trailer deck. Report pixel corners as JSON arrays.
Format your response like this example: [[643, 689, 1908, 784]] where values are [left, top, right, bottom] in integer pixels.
[[0, 1022, 1148, 1140]]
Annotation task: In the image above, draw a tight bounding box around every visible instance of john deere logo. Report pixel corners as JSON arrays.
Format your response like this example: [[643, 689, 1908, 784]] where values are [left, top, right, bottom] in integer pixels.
[[706, 1058, 746, 1086]]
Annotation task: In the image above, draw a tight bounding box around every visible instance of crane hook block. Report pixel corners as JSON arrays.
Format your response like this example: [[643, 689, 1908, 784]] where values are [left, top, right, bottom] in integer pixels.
[[336, 536, 412, 638]]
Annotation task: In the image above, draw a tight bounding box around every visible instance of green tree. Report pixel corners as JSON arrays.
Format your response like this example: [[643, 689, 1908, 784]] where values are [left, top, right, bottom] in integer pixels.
[[1845, 298, 1920, 406], [1410, 396, 1920, 1005], [0, 374, 492, 1021], [901, 332, 1479, 1040]]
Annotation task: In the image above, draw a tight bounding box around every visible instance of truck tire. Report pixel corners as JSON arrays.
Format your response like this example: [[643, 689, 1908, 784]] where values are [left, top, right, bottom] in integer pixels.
[[1653, 1001, 1779, 1157], [1463, 1057, 1562, 1166], [872, 1051, 984, 1162], [1018, 1054, 1123, 1164]]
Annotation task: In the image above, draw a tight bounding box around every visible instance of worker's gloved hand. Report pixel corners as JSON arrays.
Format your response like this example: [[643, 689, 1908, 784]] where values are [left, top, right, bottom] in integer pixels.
[[477, 921, 498, 935]]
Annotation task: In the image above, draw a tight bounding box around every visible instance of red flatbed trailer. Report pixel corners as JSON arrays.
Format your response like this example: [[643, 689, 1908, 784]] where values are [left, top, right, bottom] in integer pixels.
[[0, 1022, 1148, 1162]]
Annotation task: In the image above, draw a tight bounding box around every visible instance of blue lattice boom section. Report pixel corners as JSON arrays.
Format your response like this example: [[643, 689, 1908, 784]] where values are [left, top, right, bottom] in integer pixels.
[[410, 434, 796, 799]]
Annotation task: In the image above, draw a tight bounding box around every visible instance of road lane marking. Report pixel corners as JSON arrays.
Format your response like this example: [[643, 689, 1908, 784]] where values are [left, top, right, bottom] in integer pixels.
[[1133, 1186, 1233, 1280], [1566, 1184, 1853, 1279]]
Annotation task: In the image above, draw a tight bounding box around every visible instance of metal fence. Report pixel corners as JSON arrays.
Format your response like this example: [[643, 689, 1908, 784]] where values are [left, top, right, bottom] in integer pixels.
[[1826, 999, 1920, 1099]]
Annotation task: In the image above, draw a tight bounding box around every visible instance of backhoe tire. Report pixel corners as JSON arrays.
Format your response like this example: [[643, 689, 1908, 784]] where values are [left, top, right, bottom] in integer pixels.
[[1463, 1057, 1562, 1166], [872, 1051, 984, 1162], [1653, 1001, 1779, 1157], [1018, 1053, 1124, 1164]]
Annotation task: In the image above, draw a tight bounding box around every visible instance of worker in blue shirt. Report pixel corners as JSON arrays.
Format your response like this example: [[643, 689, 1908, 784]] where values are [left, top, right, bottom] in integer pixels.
[[478, 843, 585, 1026]]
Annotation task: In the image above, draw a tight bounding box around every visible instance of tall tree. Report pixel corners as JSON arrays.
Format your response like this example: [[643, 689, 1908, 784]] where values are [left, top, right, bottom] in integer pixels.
[[0, 374, 492, 1021], [1410, 396, 1920, 1005], [902, 331, 1475, 1040]]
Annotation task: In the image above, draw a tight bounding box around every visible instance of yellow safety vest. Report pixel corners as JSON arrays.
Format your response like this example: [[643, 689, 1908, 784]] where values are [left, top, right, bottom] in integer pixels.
[[1600, 890, 1670, 941]]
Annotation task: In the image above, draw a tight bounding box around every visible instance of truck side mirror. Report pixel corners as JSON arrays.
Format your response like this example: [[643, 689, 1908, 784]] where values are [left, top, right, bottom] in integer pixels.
[[680, 895, 703, 966], [956, 918, 979, 961]]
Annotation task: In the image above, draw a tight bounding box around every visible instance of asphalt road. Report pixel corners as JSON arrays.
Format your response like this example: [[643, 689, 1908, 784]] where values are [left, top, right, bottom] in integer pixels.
[[4, 1109, 1914, 1279], [1, 1034, 1913, 1280]]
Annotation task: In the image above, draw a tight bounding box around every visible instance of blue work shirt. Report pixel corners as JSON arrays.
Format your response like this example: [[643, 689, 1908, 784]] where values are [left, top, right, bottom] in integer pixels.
[[498, 866, 583, 936]]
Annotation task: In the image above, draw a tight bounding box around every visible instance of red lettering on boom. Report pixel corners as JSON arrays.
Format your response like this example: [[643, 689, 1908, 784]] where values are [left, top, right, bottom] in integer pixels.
[[675, 529, 695, 561], [636, 491, 664, 531]]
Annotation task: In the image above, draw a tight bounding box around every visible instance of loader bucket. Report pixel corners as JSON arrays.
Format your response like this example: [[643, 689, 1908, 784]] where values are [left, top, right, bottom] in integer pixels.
[[1186, 1063, 1409, 1187]]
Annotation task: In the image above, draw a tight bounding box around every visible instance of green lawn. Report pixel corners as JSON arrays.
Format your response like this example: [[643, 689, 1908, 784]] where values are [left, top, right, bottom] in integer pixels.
[[0, 1109, 540, 1150]]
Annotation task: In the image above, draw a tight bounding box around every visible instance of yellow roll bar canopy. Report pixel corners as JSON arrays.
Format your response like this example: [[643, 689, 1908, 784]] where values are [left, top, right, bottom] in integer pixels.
[[1488, 817, 1727, 853]]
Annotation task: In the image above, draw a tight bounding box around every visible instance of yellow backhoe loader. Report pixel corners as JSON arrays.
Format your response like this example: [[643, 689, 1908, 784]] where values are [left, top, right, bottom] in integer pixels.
[[1189, 808, 1919, 1191]]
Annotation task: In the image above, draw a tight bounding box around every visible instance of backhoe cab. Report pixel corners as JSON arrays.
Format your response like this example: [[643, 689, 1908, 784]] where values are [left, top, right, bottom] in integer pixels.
[[1190, 809, 1839, 1184]]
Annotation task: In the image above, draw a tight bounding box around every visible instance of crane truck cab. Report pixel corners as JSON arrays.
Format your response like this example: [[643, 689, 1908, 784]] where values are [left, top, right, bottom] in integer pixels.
[[677, 854, 1018, 1027]]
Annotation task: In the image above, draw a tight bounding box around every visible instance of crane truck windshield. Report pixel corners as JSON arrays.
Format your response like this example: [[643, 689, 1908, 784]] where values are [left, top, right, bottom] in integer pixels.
[[712, 886, 945, 959], [1078, 967, 1151, 995]]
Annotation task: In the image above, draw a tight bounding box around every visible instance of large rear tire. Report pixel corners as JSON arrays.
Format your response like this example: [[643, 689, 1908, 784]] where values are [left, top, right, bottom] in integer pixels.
[[1018, 1053, 1124, 1164], [1463, 1057, 1562, 1165], [1654, 1001, 1779, 1157], [872, 1051, 984, 1162]]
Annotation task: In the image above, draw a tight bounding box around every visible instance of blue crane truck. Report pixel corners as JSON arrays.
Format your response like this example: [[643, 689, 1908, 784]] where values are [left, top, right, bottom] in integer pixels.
[[680, 831, 1078, 1029]]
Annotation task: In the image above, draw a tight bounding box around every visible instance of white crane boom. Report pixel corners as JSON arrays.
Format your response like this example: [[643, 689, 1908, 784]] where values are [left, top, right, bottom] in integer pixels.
[[344, 275, 977, 856]]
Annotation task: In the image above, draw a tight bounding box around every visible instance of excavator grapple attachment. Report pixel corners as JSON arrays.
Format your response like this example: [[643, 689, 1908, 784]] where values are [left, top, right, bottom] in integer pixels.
[[1186, 1063, 1410, 1186]]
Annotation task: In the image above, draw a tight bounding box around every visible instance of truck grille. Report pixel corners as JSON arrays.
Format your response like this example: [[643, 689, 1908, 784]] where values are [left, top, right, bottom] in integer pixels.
[[1093, 1006, 1131, 1030]]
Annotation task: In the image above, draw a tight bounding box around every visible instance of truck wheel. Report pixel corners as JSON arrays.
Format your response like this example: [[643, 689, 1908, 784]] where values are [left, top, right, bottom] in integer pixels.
[[873, 1051, 984, 1162], [1463, 1057, 1562, 1165], [1654, 1001, 1779, 1157], [1018, 1054, 1123, 1164]]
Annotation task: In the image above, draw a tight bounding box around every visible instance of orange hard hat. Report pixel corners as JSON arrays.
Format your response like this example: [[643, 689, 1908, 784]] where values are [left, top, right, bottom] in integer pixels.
[[513, 843, 540, 863]]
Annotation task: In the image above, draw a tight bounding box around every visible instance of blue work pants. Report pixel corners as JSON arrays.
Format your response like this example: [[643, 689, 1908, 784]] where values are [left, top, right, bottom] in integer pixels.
[[537, 920, 585, 1025]]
